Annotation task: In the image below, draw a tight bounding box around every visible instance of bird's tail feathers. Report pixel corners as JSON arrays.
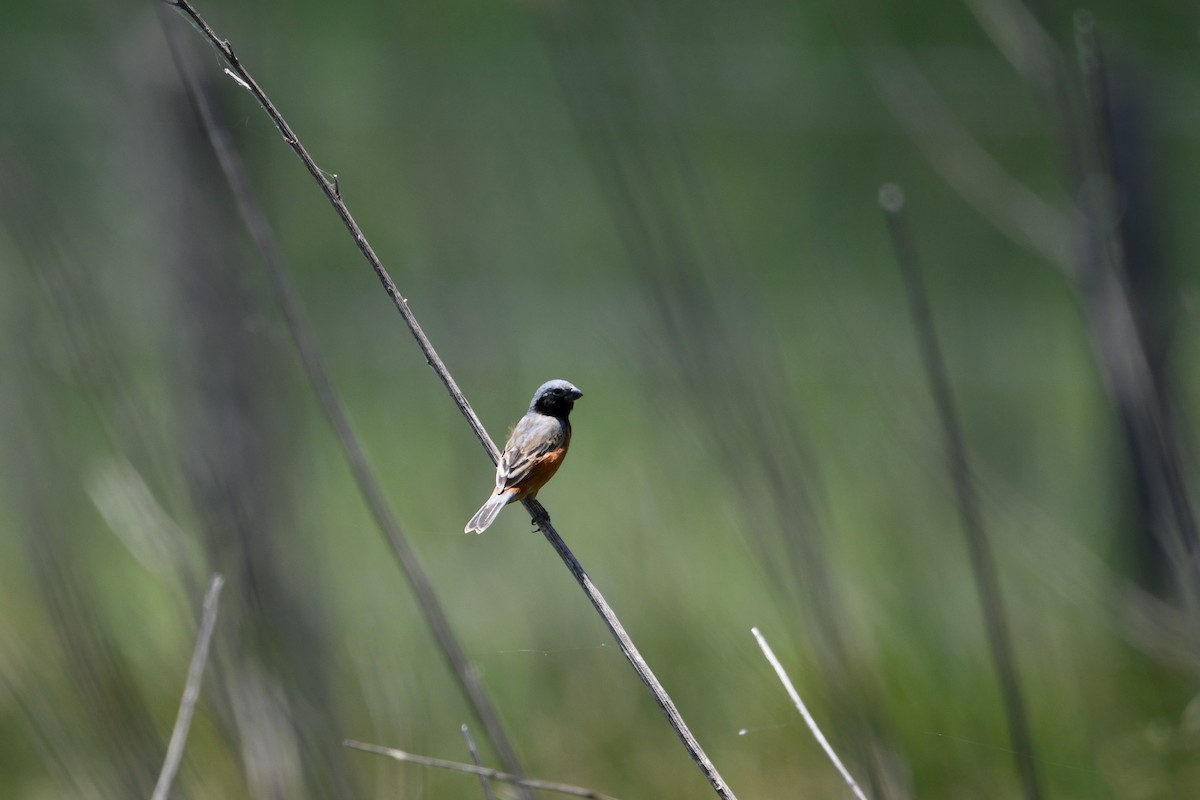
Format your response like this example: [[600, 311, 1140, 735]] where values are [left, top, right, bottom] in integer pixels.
[[465, 490, 513, 534]]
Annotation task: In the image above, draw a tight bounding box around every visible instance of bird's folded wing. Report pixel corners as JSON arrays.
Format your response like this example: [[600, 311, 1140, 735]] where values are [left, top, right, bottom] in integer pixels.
[[496, 415, 566, 491]]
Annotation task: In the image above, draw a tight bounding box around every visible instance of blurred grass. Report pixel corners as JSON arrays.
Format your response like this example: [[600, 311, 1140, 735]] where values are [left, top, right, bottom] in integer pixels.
[[2, 0, 1200, 797]]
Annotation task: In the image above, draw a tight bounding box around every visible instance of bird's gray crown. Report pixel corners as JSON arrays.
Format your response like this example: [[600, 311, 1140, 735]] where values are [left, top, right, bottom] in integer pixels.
[[530, 379, 583, 416]]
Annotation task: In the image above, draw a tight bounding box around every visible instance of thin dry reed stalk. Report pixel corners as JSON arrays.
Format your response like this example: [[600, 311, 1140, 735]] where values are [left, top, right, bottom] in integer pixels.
[[162, 2, 737, 795]]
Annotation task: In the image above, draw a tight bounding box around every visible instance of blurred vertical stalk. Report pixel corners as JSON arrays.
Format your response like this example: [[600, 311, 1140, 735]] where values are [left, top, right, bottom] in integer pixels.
[[160, 18, 533, 795], [841, 0, 1198, 606], [149, 28, 353, 798], [1071, 12, 1199, 603], [533, 2, 904, 796], [0, 168, 173, 799], [879, 184, 1042, 800]]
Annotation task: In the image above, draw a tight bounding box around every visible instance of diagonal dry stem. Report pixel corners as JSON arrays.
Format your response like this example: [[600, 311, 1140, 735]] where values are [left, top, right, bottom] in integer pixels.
[[345, 739, 618, 800], [751, 627, 868, 800], [162, 2, 737, 796], [461, 724, 497, 800], [152, 574, 224, 800]]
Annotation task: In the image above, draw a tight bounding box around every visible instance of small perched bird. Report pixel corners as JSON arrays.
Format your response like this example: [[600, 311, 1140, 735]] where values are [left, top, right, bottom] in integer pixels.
[[465, 379, 583, 534]]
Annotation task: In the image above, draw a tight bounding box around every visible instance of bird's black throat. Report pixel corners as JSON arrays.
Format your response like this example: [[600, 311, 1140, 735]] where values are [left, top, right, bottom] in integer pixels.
[[534, 395, 576, 420]]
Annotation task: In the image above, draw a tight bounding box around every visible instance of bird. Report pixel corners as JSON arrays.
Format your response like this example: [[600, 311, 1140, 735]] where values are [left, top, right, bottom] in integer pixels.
[[465, 379, 583, 534]]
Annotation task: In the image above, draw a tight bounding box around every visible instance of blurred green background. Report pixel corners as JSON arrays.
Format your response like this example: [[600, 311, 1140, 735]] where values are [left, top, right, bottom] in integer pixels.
[[2, 0, 1199, 797]]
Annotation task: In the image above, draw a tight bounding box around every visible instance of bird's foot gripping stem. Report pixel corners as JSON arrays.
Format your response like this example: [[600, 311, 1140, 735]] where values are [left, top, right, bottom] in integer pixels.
[[527, 502, 551, 533]]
